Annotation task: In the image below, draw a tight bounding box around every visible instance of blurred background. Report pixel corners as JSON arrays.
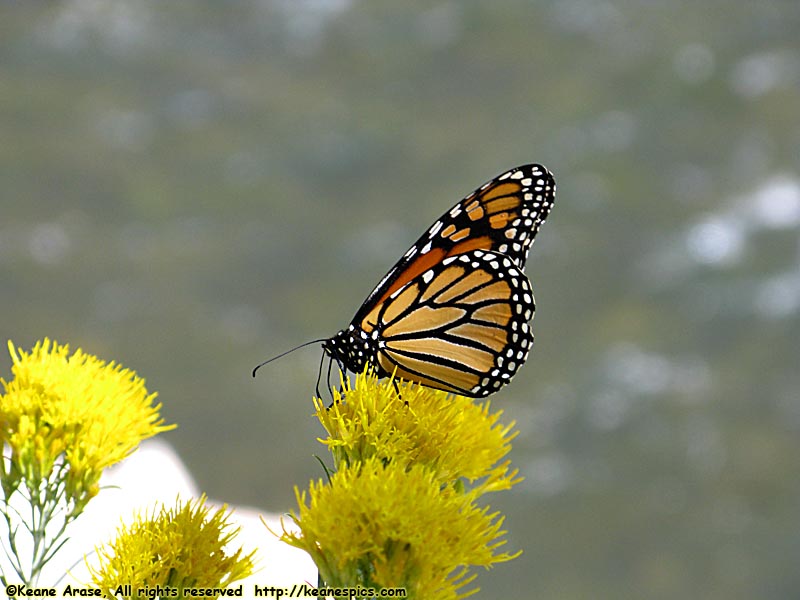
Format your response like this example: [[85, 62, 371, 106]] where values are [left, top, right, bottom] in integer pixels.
[[2, 1, 799, 598]]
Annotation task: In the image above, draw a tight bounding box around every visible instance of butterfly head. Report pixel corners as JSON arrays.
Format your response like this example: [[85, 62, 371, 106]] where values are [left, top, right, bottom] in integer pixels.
[[322, 325, 378, 373]]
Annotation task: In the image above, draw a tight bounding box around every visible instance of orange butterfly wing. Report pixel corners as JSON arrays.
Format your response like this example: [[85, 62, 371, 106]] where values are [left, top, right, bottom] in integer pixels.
[[353, 163, 555, 326], [370, 250, 535, 397]]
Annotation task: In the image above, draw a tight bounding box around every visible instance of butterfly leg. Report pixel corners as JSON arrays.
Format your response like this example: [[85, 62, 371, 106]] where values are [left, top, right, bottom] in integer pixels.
[[392, 378, 401, 399], [315, 351, 326, 400], [390, 378, 410, 407], [325, 357, 350, 409], [325, 356, 336, 408]]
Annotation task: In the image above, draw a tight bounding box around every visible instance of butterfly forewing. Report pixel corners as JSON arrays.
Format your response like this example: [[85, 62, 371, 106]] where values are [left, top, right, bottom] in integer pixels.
[[353, 163, 555, 325], [373, 250, 535, 397]]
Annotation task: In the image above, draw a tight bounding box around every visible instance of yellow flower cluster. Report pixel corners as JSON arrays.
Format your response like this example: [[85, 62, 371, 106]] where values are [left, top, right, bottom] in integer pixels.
[[284, 458, 515, 600], [283, 370, 522, 599], [315, 372, 520, 494], [0, 338, 174, 511], [91, 496, 256, 598]]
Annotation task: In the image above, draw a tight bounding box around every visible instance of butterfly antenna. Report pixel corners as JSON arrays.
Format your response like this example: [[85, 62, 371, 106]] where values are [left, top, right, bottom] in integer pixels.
[[252, 337, 329, 377]]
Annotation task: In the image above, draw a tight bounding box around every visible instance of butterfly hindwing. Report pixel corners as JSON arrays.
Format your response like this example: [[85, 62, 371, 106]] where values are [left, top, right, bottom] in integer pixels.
[[353, 164, 555, 325], [369, 249, 535, 397]]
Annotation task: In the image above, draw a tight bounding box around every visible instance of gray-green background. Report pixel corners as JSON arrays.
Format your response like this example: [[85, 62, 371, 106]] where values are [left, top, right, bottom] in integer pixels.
[[2, 2, 799, 598]]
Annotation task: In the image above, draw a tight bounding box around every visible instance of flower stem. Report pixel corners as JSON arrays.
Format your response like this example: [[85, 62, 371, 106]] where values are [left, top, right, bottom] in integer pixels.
[[0, 467, 76, 587]]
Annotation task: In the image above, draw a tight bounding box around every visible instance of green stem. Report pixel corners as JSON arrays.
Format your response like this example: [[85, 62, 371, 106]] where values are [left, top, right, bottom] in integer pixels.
[[1, 463, 80, 587]]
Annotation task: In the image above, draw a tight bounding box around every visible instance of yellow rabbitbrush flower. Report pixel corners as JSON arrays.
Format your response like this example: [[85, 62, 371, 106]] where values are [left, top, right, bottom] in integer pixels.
[[315, 370, 521, 494], [90, 496, 256, 599], [282, 457, 518, 600], [0, 338, 174, 509], [0, 338, 175, 586]]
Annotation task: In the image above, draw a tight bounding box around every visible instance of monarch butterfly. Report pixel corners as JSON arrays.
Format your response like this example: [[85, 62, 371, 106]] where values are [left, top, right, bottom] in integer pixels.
[[255, 163, 555, 398]]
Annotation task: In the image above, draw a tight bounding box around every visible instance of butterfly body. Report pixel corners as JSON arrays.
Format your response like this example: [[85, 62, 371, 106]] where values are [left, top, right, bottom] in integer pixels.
[[321, 163, 555, 398]]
